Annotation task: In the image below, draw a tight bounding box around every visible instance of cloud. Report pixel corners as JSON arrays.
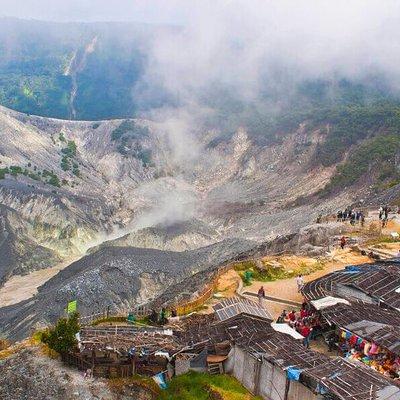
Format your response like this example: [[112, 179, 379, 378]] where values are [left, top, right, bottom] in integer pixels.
[[135, 0, 400, 104]]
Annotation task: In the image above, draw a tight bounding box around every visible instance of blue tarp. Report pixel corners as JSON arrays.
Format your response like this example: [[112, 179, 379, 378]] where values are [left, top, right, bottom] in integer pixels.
[[344, 265, 362, 272], [153, 372, 168, 389], [316, 383, 329, 394], [287, 367, 302, 381]]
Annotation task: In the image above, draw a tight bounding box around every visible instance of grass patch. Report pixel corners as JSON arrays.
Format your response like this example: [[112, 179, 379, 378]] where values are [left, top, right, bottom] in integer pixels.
[[158, 371, 261, 400], [233, 259, 325, 283], [92, 315, 151, 326], [108, 375, 160, 398], [365, 235, 400, 246]]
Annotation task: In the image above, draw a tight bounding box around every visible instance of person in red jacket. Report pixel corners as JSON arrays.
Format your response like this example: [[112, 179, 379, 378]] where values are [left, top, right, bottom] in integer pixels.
[[301, 324, 313, 348]]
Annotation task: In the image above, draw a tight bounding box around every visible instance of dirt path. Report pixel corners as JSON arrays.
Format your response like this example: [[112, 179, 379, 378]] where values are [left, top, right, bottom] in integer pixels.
[[245, 249, 371, 305], [202, 269, 242, 313], [0, 257, 80, 307]]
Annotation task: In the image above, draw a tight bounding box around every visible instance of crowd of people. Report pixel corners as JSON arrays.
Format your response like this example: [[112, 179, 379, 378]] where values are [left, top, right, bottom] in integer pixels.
[[276, 302, 322, 348], [275, 303, 400, 380], [336, 208, 365, 226]]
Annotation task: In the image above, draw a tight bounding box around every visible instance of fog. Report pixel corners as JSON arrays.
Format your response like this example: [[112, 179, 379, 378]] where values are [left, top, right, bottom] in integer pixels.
[[134, 0, 400, 107], [3, 0, 400, 232]]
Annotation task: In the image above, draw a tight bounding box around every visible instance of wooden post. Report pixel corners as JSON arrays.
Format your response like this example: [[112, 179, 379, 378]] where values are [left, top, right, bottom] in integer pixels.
[[254, 359, 262, 395], [284, 378, 291, 400]]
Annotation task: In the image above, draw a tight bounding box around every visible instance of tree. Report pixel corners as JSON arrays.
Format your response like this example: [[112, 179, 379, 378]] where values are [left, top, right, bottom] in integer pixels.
[[42, 312, 80, 354]]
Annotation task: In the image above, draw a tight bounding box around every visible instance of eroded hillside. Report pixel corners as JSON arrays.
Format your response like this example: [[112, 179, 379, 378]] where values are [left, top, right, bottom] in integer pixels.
[[0, 105, 353, 281]]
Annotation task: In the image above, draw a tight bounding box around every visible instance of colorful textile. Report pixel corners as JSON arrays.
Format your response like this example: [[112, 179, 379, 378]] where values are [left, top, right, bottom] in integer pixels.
[[349, 335, 358, 346], [369, 343, 379, 355], [364, 342, 371, 355]]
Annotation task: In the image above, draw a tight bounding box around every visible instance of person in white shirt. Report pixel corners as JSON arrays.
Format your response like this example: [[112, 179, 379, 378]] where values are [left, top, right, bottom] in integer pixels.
[[296, 275, 304, 292]]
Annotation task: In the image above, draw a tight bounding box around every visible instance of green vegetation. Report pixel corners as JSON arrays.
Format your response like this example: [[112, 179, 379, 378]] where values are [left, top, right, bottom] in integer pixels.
[[41, 312, 80, 354], [0, 20, 145, 120], [111, 120, 153, 165], [0, 165, 45, 183], [136, 148, 153, 166], [60, 140, 80, 176], [42, 169, 61, 187], [111, 120, 149, 141], [310, 104, 400, 166], [0, 167, 8, 179], [92, 315, 150, 326], [322, 134, 400, 194], [9, 165, 23, 176], [158, 371, 261, 400], [234, 259, 325, 283], [61, 140, 77, 157]]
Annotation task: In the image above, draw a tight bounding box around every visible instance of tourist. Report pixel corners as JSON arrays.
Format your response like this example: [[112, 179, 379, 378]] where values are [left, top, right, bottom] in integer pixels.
[[276, 310, 287, 323], [299, 306, 307, 319], [301, 324, 313, 348], [296, 275, 304, 292], [340, 236, 346, 250], [159, 308, 167, 324], [288, 310, 296, 322], [257, 286, 265, 305]]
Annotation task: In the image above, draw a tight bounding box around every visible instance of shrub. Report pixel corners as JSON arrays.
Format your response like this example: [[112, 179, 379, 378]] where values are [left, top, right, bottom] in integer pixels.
[[9, 165, 23, 176], [111, 120, 149, 141], [0, 167, 9, 179], [61, 140, 77, 157], [41, 312, 80, 354]]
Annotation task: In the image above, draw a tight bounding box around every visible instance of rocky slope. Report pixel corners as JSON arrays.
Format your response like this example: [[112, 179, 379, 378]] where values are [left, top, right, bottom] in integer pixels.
[[0, 346, 155, 400], [0, 223, 345, 341], [0, 105, 352, 281], [89, 219, 221, 253], [0, 104, 392, 340]]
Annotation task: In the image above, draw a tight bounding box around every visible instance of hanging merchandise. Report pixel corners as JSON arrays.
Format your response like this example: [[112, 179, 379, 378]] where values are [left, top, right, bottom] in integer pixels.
[[364, 342, 372, 356]]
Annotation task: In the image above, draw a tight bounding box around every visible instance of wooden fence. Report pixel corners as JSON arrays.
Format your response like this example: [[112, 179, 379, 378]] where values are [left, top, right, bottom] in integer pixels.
[[175, 264, 233, 315], [61, 352, 135, 378]]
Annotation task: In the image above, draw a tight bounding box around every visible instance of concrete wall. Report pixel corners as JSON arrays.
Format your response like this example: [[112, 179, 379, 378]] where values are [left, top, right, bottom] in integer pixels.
[[258, 362, 287, 400], [175, 358, 190, 376], [288, 380, 322, 400], [227, 345, 320, 400], [224, 347, 236, 374]]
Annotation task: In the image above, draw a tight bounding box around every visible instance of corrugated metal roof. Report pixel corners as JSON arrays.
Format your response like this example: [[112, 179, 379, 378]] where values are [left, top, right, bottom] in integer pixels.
[[213, 296, 273, 321]]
